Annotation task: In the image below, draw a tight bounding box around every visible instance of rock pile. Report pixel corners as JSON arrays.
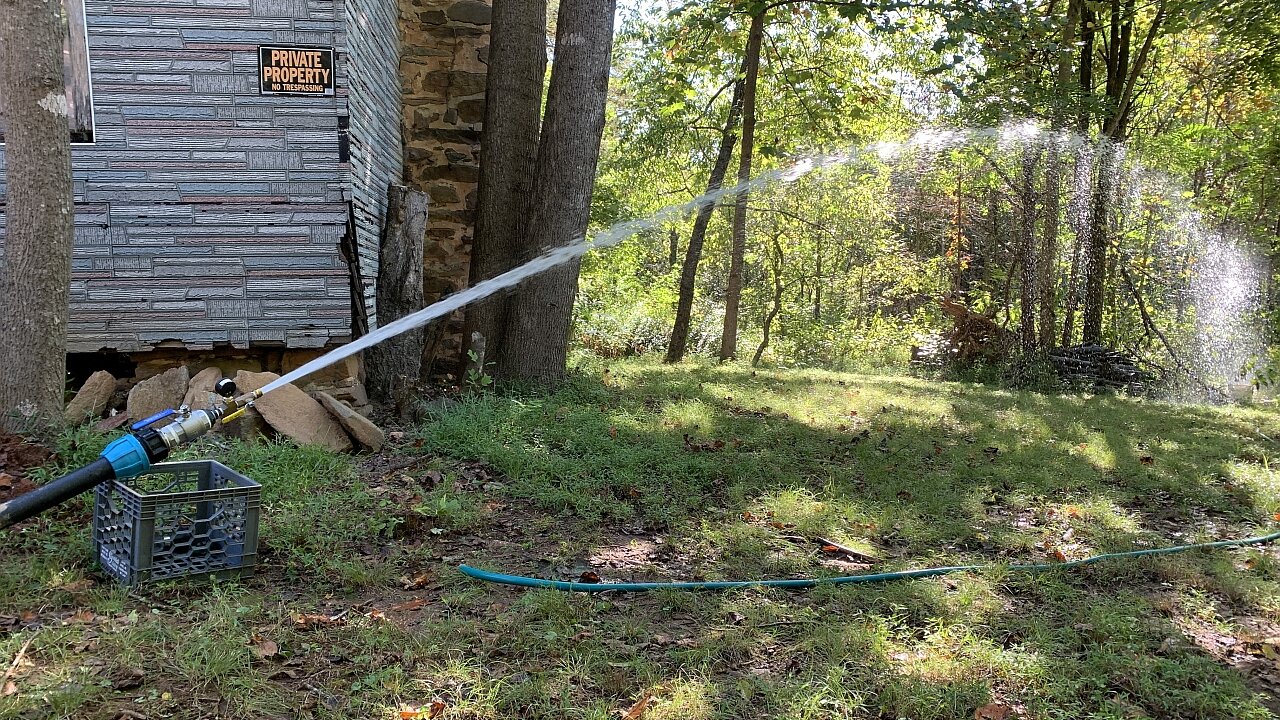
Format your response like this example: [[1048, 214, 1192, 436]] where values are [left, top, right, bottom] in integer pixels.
[[63, 363, 385, 453]]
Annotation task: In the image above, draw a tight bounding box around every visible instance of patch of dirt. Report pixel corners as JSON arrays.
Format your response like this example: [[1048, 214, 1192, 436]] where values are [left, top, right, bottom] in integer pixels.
[[0, 432, 54, 504]]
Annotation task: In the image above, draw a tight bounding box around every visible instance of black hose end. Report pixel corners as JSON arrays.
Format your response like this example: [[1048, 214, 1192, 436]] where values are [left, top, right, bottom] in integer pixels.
[[0, 457, 116, 530]]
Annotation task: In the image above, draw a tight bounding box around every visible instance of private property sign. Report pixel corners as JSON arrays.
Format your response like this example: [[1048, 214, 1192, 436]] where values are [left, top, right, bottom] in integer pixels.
[[259, 46, 335, 96]]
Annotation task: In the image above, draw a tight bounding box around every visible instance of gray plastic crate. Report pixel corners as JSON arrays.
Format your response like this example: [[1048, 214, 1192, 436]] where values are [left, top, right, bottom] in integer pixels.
[[92, 460, 261, 586]]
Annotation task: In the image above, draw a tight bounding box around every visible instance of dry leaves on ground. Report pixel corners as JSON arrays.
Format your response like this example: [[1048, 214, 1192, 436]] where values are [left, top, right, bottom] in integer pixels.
[[621, 694, 654, 719]]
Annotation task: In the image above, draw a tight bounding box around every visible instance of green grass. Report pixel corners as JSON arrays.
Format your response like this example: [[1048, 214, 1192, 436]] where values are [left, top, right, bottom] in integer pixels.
[[3, 357, 1280, 719]]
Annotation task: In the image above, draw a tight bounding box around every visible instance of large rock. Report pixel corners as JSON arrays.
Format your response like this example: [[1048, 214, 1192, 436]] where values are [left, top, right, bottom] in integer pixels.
[[182, 367, 223, 410], [65, 371, 118, 424], [234, 371, 352, 453], [315, 392, 384, 453], [127, 366, 189, 421]]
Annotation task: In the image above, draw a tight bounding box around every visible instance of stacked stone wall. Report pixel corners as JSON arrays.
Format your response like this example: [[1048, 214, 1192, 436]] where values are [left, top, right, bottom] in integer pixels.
[[398, 0, 489, 367]]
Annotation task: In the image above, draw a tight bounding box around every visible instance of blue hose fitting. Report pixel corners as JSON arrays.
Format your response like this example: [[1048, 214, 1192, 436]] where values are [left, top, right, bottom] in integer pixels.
[[100, 434, 152, 480]]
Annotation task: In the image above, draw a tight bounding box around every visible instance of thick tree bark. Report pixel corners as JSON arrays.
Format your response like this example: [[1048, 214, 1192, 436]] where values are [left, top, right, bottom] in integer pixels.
[[665, 78, 743, 364], [0, 0, 74, 431], [498, 0, 617, 383], [719, 11, 765, 361], [365, 185, 427, 415], [463, 0, 547, 371]]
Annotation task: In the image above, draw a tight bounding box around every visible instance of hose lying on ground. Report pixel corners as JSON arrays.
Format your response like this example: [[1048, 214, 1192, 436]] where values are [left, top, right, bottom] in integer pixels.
[[459, 527, 1280, 592]]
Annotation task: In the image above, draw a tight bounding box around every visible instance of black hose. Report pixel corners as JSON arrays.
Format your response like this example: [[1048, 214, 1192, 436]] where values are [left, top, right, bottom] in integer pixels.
[[0, 458, 116, 530]]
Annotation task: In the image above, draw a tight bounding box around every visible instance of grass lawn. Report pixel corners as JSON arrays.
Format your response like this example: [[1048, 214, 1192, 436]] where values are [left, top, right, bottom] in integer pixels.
[[3, 357, 1280, 719]]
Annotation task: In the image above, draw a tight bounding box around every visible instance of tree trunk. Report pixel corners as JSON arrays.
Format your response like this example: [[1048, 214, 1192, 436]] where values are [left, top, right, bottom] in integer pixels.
[[498, 0, 617, 383], [1018, 148, 1041, 351], [1081, 0, 1164, 343], [1038, 0, 1079, 350], [665, 78, 743, 364], [751, 232, 784, 367], [719, 11, 764, 361], [365, 185, 427, 416], [1077, 3, 1095, 133], [667, 227, 679, 267], [463, 0, 547, 372], [0, 0, 74, 431], [1081, 143, 1118, 344]]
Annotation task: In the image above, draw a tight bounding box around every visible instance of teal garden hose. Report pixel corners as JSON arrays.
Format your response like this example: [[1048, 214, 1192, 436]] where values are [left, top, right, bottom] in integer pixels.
[[459, 527, 1280, 592]]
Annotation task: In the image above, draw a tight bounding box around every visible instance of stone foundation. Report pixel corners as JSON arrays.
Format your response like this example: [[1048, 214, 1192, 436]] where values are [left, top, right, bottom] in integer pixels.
[[398, 0, 488, 371]]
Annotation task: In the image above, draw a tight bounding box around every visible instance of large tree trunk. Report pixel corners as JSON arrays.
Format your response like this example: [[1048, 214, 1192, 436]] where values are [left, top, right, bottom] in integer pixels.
[[365, 185, 427, 416], [498, 0, 617, 383], [0, 0, 74, 430], [719, 11, 764, 361], [665, 78, 743, 364], [463, 0, 547, 371]]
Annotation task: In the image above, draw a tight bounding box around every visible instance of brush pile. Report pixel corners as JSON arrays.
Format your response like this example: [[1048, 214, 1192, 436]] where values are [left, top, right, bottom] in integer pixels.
[[1048, 345, 1151, 392]]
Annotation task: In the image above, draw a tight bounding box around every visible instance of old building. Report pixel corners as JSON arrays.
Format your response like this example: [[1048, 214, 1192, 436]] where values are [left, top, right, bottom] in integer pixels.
[[0, 0, 485, 379]]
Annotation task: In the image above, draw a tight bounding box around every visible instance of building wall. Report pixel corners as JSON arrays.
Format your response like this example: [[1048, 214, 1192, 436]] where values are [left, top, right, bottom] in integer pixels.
[[399, 0, 488, 362], [346, 0, 406, 330], [0, 0, 390, 353]]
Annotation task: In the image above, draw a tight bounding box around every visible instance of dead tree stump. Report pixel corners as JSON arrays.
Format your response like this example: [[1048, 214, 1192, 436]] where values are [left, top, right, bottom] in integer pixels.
[[365, 185, 429, 418]]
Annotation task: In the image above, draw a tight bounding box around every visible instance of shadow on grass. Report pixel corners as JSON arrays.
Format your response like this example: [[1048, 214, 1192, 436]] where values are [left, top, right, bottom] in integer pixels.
[[419, 360, 1280, 718]]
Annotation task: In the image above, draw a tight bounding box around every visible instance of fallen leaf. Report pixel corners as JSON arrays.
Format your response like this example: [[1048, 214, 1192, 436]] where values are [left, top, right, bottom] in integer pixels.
[[621, 694, 654, 720], [390, 598, 427, 612], [1063, 505, 1083, 518], [59, 579, 96, 594], [67, 609, 96, 624], [293, 613, 345, 629], [250, 636, 279, 660], [975, 703, 1013, 720], [609, 426, 618, 439], [578, 571, 602, 583], [1139, 455, 1155, 466], [112, 667, 146, 690], [821, 545, 840, 553], [0, 473, 13, 490], [1050, 548, 1068, 563], [400, 701, 446, 719], [401, 573, 432, 590], [2, 681, 16, 697]]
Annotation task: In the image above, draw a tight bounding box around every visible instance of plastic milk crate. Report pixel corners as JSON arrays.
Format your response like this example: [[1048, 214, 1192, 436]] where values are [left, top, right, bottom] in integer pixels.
[[92, 460, 261, 585]]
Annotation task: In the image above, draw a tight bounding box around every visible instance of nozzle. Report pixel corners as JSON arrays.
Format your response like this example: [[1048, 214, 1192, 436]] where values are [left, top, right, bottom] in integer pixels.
[[215, 378, 238, 398]]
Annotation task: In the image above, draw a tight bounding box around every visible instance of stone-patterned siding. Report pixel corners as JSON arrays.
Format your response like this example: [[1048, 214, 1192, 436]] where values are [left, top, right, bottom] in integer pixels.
[[346, 0, 405, 327], [0, 0, 393, 353], [399, 0, 488, 360]]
